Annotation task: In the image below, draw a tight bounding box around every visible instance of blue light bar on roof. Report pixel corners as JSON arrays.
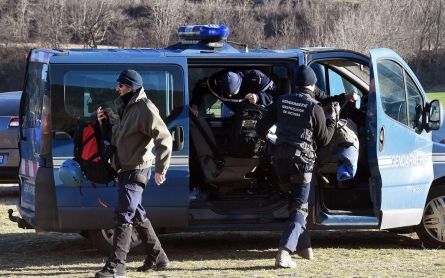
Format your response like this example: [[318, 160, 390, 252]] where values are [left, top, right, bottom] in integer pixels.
[[178, 25, 230, 41]]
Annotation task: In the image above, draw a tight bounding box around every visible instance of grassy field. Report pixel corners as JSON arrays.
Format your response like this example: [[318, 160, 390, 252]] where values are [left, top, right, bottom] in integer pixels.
[[1, 195, 445, 278], [426, 92, 445, 104]]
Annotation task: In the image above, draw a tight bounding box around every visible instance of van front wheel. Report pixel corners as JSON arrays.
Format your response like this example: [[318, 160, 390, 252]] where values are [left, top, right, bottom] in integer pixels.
[[415, 185, 445, 248], [89, 228, 145, 255]]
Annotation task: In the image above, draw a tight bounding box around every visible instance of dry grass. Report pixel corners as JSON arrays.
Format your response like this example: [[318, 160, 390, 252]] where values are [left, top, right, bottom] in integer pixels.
[[1, 195, 445, 278]]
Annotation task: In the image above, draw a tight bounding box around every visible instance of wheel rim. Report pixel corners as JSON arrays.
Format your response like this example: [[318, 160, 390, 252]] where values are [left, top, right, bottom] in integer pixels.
[[422, 195, 445, 243], [100, 228, 143, 248]]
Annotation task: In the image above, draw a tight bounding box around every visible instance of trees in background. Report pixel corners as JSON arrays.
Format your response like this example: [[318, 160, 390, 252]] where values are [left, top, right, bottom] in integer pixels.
[[0, 0, 443, 92]]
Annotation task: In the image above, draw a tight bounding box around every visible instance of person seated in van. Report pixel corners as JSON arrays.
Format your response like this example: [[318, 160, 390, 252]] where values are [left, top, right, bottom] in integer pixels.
[[190, 69, 276, 116]]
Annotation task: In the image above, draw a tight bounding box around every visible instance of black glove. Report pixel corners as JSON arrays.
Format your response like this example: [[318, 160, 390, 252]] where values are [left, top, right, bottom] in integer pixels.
[[327, 102, 340, 121]]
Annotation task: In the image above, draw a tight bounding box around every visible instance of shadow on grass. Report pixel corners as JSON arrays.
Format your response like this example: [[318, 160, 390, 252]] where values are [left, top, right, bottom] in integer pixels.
[[0, 229, 424, 271]]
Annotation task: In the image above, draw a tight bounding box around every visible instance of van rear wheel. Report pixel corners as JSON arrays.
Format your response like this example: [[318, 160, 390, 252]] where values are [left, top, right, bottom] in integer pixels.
[[89, 228, 144, 255], [414, 185, 445, 248]]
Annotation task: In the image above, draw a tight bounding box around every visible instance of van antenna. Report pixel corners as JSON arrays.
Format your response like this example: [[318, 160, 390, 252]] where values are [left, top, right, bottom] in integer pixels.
[[227, 41, 248, 53]]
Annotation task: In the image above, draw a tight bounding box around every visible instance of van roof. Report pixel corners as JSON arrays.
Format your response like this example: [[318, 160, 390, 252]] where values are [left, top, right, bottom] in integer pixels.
[[29, 41, 351, 64]]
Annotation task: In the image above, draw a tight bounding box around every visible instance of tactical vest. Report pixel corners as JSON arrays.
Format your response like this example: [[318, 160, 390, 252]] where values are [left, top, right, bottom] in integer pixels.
[[275, 92, 318, 162]]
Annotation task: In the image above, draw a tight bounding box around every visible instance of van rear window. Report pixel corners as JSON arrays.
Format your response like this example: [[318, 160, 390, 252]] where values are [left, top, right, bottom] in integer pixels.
[[50, 64, 184, 134]]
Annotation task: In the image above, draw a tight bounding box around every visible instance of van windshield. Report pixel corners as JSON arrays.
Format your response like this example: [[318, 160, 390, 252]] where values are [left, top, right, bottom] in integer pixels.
[[50, 64, 184, 134]]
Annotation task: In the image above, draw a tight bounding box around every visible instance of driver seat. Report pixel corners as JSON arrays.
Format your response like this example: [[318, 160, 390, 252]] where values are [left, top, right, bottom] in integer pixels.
[[189, 110, 259, 183]]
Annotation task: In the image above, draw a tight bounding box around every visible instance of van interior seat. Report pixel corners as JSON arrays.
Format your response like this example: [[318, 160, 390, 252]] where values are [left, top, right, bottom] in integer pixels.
[[269, 73, 281, 93], [280, 78, 291, 94], [189, 110, 259, 183]]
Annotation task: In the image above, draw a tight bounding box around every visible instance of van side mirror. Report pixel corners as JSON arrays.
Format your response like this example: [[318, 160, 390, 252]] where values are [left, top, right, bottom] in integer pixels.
[[424, 99, 443, 132]]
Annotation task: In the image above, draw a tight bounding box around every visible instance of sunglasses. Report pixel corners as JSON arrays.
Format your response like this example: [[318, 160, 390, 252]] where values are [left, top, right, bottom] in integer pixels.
[[118, 84, 125, 88]]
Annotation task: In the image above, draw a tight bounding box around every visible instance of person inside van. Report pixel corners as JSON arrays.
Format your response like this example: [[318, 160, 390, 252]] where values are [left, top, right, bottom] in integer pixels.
[[190, 69, 276, 116], [95, 69, 172, 278]]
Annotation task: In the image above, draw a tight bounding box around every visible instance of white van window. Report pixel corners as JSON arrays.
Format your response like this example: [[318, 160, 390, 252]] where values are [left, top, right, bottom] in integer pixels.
[[50, 64, 184, 134]]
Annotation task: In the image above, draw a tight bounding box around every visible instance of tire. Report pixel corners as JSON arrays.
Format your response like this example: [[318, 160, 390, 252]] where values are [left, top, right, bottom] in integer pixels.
[[414, 184, 445, 248], [89, 228, 145, 256]]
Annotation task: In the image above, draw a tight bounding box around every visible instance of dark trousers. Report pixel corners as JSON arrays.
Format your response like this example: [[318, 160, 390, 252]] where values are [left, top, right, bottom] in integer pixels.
[[275, 158, 312, 252], [114, 168, 151, 224], [105, 167, 166, 271]]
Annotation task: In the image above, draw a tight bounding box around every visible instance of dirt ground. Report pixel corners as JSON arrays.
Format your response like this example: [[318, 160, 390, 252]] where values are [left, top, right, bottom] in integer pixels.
[[1, 185, 444, 278]]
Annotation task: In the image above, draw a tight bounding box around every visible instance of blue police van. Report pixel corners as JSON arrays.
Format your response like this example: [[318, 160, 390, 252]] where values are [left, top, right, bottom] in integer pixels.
[[9, 25, 445, 254]]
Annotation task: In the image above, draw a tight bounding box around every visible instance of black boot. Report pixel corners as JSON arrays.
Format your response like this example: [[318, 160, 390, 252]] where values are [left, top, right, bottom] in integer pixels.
[[95, 223, 132, 278], [135, 218, 170, 272]]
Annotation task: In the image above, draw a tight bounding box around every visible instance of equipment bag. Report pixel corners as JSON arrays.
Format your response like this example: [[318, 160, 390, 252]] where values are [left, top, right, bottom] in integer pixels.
[[73, 121, 117, 186], [317, 118, 359, 181], [227, 102, 267, 158]]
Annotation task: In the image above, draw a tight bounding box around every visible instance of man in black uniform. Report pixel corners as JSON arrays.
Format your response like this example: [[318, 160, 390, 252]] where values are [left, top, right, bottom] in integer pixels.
[[190, 69, 275, 116], [256, 65, 338, 268]]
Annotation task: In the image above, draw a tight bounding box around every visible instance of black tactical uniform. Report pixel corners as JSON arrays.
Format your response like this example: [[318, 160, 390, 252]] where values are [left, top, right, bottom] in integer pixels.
[[256, 65, 336, 268]]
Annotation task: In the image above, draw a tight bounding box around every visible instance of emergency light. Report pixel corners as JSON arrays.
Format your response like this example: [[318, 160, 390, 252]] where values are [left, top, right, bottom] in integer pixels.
[[178, 25, 230, 42]]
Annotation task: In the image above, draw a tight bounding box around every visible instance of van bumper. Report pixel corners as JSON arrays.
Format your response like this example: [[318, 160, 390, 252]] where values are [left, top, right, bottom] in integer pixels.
[[9, 202, 35, 230]]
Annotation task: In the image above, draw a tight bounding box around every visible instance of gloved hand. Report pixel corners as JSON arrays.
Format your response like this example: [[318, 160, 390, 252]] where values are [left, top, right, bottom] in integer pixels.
[[327, 101, 340, 120]]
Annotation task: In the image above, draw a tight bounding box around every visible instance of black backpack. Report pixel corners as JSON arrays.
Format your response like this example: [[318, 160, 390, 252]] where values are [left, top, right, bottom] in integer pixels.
[[73, 121, 117, 186], [227, 103, 267, 158]]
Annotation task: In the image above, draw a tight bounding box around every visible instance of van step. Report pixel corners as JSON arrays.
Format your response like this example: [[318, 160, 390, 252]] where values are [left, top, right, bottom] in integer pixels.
[[190, 199, 288, 215]]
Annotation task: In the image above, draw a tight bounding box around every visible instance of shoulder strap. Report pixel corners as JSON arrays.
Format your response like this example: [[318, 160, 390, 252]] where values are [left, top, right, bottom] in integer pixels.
[[206, 78, 244, 103], [296, 93, 319, 105]]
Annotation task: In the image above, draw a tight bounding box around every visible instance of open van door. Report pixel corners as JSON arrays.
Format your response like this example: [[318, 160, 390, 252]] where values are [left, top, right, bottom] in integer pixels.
[[368, 48, 434, 229], [18, 50, 60, 230]]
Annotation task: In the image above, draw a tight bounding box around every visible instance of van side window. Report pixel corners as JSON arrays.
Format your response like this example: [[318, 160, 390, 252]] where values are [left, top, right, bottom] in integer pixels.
[[327, 68, 362, 109], [377, 60, 423, 130], [22, 62, 45, 128], [50, 65, 184, 134], [406, 75, 423, 131]]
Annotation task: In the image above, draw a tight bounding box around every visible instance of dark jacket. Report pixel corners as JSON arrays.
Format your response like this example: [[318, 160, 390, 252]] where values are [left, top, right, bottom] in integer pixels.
[[314, 87, 366, 126], [190, 69, 275, 111], [314, 87, 345, 106], [256, 88, 336, 151]]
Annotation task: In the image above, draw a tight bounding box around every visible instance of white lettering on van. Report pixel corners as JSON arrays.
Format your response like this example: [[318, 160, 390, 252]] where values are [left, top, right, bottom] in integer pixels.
[[390, 153, 430, 167], [24, 183, 35, 196]]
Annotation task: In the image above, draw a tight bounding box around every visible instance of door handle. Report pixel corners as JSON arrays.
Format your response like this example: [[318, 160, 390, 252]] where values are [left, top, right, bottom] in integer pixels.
[[379, 126, 385, 152], [172, 125, 184, 151]]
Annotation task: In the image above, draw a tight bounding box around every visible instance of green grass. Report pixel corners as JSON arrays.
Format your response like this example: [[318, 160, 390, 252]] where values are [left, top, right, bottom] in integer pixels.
[[426, 92, 445, 103], [2, 194, 445, 278]]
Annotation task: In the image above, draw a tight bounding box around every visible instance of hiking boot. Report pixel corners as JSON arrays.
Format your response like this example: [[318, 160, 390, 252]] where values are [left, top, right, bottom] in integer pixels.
[[136, 260, 170, 272], [295, 247, 314, 260], [95, 268, 126, 278], [275, 247, 296, 268]]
